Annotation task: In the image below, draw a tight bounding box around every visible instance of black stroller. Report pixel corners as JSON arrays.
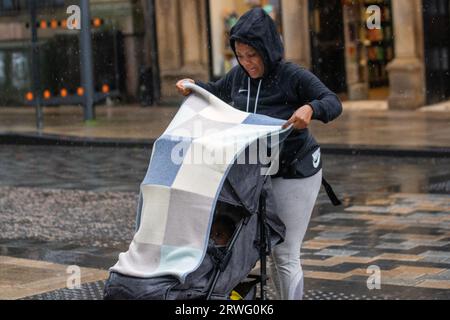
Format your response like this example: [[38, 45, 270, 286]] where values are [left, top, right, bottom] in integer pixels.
[[104, 83, 287, 300], [104, 159, 285, 300]]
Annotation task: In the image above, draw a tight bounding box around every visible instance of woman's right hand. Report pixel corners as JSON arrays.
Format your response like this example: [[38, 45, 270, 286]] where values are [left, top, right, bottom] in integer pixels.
[[176, 79, 195, 96]]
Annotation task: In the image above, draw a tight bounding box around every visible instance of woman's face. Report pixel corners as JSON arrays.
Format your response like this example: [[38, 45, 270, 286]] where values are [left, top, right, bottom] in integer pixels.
[[235, 42, 265, 79]]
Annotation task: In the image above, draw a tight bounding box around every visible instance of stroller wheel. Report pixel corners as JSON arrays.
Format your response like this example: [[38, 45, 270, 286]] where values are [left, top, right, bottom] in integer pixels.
[[231, 278, 259, 300]]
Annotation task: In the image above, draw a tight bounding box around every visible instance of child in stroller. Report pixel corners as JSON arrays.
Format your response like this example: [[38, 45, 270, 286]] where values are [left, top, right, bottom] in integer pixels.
[[210, 199, 254, 248], [104, 162, 285, 300]]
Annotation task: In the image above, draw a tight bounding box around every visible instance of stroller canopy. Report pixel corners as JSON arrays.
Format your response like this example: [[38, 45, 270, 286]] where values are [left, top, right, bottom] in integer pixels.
[[110, 83, 291, 283]]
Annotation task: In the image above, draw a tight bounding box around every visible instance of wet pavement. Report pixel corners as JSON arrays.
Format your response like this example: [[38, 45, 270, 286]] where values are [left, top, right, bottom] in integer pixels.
[[0, 256, 108, 300], [1, 145, 449, 299], [1, 105, 450, 150], [0, 145, 150, 192]]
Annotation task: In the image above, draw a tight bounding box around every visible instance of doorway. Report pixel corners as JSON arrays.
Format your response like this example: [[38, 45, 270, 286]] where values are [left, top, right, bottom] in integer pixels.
[[423, 0, 450, 105], [309, 0, 347, 93]]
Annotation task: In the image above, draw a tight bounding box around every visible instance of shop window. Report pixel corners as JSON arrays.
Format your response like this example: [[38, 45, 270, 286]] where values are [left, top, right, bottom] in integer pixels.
[[423, 0, 450, 104], [0, 0, 65, 15], [0, 0, 20, 11], [361, 0, 395, 88], [309, 0, 347, 93], [37, 31, 124, 98], [11, 52, 29, 89], [0, 52, 5, 86]]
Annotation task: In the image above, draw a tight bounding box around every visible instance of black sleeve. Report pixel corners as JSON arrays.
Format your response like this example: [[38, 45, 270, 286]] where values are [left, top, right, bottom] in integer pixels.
[[294, 68, 343, 123], [195, 67, 238, 103]]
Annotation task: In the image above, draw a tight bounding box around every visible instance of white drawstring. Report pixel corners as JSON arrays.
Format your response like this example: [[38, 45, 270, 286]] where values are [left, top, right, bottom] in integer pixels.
[[246, 78, 263, 114], [254, 79, 262, 114], [246, 77, 251, 113]]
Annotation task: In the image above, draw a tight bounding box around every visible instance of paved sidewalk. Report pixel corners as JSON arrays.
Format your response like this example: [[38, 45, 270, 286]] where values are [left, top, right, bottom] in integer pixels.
[[1, 99, 449, 300], [1, 146, 449, 300], [1, 101, 449, 150], [3, 189, 449, 300], [0, 256, 108, 300]]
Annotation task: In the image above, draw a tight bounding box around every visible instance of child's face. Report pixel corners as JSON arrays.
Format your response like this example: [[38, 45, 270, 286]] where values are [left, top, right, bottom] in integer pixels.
[[211, 216, 235, 246], [211, 223, 231, 246], [235, 42, 265, 79]]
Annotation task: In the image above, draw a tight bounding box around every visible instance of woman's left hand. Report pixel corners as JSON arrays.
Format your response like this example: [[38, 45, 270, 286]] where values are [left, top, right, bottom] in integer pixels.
[[282, 105, 314, 130]]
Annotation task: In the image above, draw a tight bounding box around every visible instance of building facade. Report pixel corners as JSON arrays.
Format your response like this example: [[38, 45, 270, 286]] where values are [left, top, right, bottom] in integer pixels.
[[0, 0, 448, 109], [0, 0, 145, 106], [157, 0, 449, 109]]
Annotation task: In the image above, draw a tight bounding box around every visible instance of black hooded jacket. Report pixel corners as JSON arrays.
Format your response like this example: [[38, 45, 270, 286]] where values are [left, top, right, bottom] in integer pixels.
[[197, 8, 343, 179]]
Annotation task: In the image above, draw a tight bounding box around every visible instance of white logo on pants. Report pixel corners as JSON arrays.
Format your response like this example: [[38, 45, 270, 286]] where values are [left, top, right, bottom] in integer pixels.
[[312, 149, 321, 169]]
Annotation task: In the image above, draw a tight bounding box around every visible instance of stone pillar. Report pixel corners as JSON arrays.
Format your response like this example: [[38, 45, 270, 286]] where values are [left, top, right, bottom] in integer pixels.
[[181, 0, 208, 68], [156, 0, 209, 100], [281, 0, 311, 69], [387, 0, 425, 110], [121, 12, 141, 100], [140, 0, 153, 67]]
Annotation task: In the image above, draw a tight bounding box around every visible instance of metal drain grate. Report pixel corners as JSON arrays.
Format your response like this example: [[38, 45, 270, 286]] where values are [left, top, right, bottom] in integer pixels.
[[21, 281, 394, 300], [22, 281, 106, 300], [303, 290, 394, 301]]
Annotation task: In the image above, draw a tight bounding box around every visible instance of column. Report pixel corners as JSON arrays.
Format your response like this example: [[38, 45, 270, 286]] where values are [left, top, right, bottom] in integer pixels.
[[156, 0, 209, 100], [281, 0, 311, 69], [155, 0, 182, 99], [122, 12, 141, 100], [181, 0, 208, 68], [387, 0, 425, 110]]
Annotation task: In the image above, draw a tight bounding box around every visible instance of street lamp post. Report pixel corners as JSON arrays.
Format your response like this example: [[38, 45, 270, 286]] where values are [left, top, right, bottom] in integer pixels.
[[29, 0, 43, 131], [79, 0, 95, 121], [146, 0, 161, 104]]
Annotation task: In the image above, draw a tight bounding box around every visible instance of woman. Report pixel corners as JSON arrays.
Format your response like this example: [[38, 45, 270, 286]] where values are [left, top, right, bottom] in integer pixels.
[[176, 8, 342, 300]]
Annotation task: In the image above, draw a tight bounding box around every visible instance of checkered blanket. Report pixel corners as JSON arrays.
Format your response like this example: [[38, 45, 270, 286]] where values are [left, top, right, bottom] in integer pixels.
[[111, 84, 290, 282]]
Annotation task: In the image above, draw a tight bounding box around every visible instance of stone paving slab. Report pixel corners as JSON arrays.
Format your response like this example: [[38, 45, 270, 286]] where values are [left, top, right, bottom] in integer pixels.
[[2, 186, 449, 297], [22, 280, 106, 300], [16, 279, 404, 300], [0, 256, 108, 300]]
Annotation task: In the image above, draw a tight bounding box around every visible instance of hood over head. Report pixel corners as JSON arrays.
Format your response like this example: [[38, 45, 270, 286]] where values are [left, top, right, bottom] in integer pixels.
[[230, 8, 285, 78]]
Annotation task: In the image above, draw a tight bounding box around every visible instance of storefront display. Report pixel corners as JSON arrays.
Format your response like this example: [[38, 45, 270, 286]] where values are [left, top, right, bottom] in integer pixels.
[[341, 0, 395, 97], [361, 0, 394, 88], [309, 0, 347, 93], [343, 0, 369, 99]]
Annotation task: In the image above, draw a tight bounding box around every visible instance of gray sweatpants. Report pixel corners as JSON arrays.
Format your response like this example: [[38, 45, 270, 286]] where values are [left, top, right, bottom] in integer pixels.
[[270, 169, 322, 300]]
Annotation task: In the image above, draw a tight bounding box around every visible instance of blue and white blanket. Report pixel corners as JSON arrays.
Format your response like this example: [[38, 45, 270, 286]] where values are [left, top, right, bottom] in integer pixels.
[[111, 84, 290, 282]]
